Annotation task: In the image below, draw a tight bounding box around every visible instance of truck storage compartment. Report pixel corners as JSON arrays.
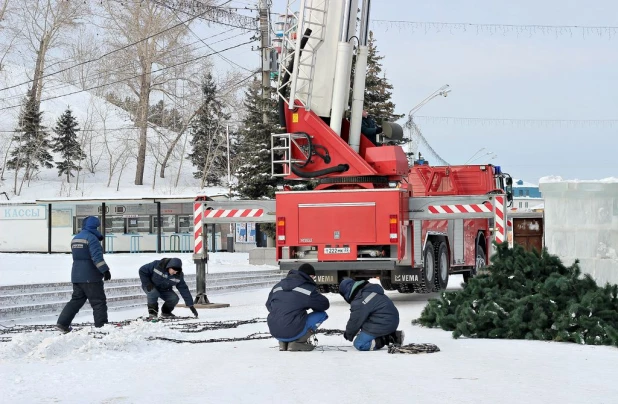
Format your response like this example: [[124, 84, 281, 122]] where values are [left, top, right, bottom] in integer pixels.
[[298, 202, 376, 244]]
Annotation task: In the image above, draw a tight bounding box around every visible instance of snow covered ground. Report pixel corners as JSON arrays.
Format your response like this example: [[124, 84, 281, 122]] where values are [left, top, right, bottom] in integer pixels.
[[0, 252, 277, 285], [1, 253, 617, 403]]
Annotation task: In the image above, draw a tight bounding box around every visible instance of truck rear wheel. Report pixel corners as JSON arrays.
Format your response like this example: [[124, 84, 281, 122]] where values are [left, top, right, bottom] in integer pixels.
[[415, 241, 436, 293], [464, 244, 486, 284], [434, 241, 449, 291], [317, 284, 331, 294], [380, 276, 395, 291]]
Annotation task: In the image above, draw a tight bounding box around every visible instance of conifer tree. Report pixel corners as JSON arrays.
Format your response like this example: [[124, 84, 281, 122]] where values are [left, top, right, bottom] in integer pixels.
[[188, 73, 230, 188], [416, 243, 618, 347], [7, 94, 54, 193], [351, 31, 404, 123], [233, 78, 283, 200], [52, 108, 85, 183]]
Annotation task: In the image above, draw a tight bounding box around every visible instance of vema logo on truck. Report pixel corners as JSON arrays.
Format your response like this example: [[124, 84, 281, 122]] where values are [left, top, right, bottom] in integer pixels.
[[0, 206, 47, 220]]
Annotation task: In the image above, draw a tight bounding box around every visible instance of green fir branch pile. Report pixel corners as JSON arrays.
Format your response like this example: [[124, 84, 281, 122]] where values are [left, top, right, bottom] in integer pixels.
[[416, 243, 618, 346]]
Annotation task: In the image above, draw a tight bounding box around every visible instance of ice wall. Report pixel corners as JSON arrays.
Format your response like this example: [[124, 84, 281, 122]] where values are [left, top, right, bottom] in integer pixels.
[[539, 178, 618, 285]]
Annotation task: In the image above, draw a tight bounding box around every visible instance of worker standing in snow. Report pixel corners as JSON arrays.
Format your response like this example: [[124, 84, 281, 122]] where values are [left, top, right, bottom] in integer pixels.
[[56, 216, 111, 333], [265, 263, 330, 351], [339, 278, 404, 351], [138, 257, 198, 319]]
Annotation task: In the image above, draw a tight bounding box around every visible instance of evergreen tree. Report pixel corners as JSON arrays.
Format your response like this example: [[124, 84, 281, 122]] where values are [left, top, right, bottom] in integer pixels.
[[52, 108, 85, 183], [233, 78, 283, 200], [7, 94, 54, 181], [188, 73, 230, 188], [416, 243, 618, 347], [351, 31, 404, 123]]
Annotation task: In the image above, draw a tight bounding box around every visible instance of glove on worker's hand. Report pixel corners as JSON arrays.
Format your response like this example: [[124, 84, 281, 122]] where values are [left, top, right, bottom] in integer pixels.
[[103, 271, 111, 281], [146, 283, 155, 292]]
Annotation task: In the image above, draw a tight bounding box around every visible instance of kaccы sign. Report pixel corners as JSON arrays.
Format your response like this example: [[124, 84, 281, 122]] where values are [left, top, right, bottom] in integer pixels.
[[0, 205, 47, 220]]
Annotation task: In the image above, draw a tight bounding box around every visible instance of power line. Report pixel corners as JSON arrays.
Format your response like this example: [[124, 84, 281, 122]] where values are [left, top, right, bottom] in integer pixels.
[[0, 30, 248, 105], [0, 40, 256, 112], [152, 0, 258, 30], [415, 116, 618, 128], [0, 70, 258, 133], [157, 0, 256, 72], [370, 20, 618, 39], [0, 4, 229, 95]]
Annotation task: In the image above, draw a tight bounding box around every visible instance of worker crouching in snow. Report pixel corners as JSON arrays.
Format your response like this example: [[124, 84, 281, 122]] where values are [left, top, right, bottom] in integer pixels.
[[339, 278, 404, 351], [265, 263, 330, 351], [138, 257, 198, 319]]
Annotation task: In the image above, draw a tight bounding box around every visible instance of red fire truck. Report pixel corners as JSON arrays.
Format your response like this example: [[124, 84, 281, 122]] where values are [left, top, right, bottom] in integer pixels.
[[271, 0, 512, 293]]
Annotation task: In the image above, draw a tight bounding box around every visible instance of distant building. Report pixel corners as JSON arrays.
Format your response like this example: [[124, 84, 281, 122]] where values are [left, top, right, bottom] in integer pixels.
[[511, 179, 543, 210]]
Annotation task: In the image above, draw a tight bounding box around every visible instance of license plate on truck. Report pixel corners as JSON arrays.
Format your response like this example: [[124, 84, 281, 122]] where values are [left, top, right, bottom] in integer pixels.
[[324, 247, 351, 254]]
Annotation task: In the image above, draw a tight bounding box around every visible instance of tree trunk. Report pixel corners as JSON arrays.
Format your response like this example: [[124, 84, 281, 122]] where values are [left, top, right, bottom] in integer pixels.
[[1, 137, 13, 180], [174, 131, 189, 188], [159, 108, 200, 178], [12, 167, 18, 194], [30, 36, 50, 107], [134, 69, 151, 185]]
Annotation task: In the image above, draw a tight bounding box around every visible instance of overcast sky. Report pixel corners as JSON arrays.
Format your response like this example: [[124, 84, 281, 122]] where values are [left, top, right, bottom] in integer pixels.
[[220, 0, 618, 183]]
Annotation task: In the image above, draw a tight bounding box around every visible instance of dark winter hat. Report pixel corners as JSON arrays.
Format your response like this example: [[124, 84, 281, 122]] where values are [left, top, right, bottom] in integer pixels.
[[166, 258, 183, 272], [339, 278, 355, 303], [83, 216, 100, 230], [298, 263, 315, 277]]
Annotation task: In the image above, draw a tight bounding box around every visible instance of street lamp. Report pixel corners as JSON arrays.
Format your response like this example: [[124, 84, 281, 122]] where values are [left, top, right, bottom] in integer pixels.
[[405, 84, 451, 158], [464, 147, 486, 164], [468, 152, 497, 164]]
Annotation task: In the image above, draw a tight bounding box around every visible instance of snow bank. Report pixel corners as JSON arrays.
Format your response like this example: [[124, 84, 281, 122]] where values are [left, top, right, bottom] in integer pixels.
[[1, 320, 181, 362]]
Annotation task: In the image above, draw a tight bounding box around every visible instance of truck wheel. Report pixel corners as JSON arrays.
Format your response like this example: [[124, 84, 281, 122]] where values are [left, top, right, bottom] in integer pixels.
[[380, 276, 395, 291], [317, 284, 330, 294], [396, 283, 414, 293], [415, 241, 435, 293], [464, 244, 486, 284], [434, 241, 449, 291]]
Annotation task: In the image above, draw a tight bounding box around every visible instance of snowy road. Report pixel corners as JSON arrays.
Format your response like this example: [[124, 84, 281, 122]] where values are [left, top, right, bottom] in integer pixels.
[[1, 285, 617, 404]]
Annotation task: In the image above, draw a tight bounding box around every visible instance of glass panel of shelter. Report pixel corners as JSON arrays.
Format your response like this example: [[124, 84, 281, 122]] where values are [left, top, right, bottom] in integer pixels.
[[153, 215, 176, 233], [74, 214, 194, 235]]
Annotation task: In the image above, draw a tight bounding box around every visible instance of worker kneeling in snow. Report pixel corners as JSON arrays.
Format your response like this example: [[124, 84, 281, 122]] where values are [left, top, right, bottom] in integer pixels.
[[265, 263, 330, 351], [138, 257, 198, 319], [339, 278, 404, 351]]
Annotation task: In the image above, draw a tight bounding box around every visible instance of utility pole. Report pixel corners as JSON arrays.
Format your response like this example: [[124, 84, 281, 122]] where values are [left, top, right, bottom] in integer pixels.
[[259, 0, 270, 124], [226, 124, 231, 199]]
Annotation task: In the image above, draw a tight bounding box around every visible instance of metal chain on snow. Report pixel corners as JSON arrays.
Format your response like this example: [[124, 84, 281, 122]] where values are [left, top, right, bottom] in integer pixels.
[[168, 318, 267, 333], [0, 319, 439, 353], [147, 332, 273, 344], [0, 317, 269, 342], [0, 319, 136, 336], [387, 343, 441, 354]]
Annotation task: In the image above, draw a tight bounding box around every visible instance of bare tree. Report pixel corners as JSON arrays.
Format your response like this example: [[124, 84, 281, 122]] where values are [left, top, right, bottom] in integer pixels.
[[159, 68, 247, 179], [104, 129, 132, 189], [59, 27, 103, 93], [101, 1, 203, 186], [0, 0, 19, 72], [115, 136, 134, 192], [0, 132, 13, 180], [13, 0, 90, 106]]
